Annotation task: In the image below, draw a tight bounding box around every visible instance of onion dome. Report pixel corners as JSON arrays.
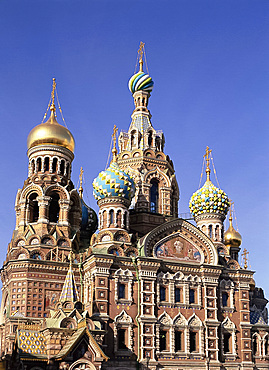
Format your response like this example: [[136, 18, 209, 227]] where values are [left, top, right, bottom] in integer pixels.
[[27, 79, 75, 152], [189, 147, 230, 218], [189, 180, 230, 217], [93, 161, 135, 201], [224, 215, 242, 247], [128, 42, 154, 94], [128, 71, 154, 94]]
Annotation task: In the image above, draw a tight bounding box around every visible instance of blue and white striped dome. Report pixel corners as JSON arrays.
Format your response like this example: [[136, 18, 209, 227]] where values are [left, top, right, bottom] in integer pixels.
[[93, 162, 135, 201], [128, 71, 154, 94]]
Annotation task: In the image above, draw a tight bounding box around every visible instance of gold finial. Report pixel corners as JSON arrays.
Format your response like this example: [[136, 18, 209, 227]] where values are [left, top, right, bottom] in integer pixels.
[[204, 146, 212, 181], [138, 41, 145, 72], [79, 167, 84, 198], [112, 124, 118, 162], [242, 248, 249, 269], [50, 78, 56, 114]]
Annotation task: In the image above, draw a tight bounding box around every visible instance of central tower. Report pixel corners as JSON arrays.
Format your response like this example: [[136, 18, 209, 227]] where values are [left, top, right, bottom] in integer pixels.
[[118, 43, 179, 236]]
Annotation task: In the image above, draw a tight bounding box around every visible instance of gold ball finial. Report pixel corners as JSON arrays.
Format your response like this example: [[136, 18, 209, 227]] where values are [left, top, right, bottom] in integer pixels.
[[224, 210, 242, 247]]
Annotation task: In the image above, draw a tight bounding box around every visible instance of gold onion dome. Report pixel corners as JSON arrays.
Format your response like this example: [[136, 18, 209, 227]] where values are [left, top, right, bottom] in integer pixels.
[[224, 215, 242, 247], [27, 79, 75, 153]]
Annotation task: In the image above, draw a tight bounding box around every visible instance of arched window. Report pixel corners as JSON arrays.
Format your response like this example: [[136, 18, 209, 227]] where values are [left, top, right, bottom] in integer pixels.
[[150, 179, 159, 213], [60, 160, 65, 175], [222, 292, 229, 307], [28, 193, 39, 222], [131, 131, 135, 149], [66, 163, 70, 177], [123, 212, 127, 229], [44, 157, 49, 172], [190, 331, 197, 352], [109, 210, 114, 226], [160, 286, 166, 301], [36, 157, 41, 172], [52, 158, 58, 173], [116, 210, 122, 228], [224, 332, 231, 353], [118, 284, 125, 299], [31, 159, 35, 174], [148, 131, 153, 147], [49, 193, 60, 223], [253, 336, 258, 356]]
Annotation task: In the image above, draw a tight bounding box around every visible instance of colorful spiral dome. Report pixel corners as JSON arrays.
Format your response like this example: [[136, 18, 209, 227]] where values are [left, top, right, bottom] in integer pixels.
[[93, 162, 135, 201], [128, 71, 154, 94], [189, 180, 230, 218]]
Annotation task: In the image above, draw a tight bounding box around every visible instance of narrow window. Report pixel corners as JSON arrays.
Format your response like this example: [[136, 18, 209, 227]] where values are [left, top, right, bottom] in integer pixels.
[[60, 160, 65, 175], [37, 158, 41, 172], [148, 131, 153, 147], [49, 193, 60, 223], [175, 287, 181, 303], [116, 210, 121, 227], [190, 331, 196, 352], [66, 163, 70, 177], [123, 212, 127, 229], [223, 333, 231, 353], [222, 292, 229, 307], [150, 179, 159, 213], [175, 331, 182, 351], [29, 193, 39, 222], [160, 286, 166, 302], [118, 329, 127, 350], [118, 284, 125, 299], [109, 210, 114, 226], [52, 158, 57, 173], [31, 159, 35, 174], [160, 330, 167, 351], [44, 157, 49, 172], [189, 288, 195, 304]]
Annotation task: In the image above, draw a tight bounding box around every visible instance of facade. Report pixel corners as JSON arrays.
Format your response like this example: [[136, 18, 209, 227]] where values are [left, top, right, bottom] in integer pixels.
[[0, 47, 268, 370]]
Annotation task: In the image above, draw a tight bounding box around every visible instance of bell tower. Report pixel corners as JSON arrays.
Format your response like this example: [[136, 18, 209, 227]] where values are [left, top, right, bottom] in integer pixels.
[[118, 43, 179, 236], [0, 80, 84, 350]]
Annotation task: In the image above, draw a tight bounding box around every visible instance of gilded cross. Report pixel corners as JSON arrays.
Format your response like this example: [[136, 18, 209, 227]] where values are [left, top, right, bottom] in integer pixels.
[[112, 125, 118, 150], [138, 41, 145, 71], [50, 78, 56, 112], [79, 167, 84, 198], [242, 248, 249, 269], [204, 146, 212, 170]]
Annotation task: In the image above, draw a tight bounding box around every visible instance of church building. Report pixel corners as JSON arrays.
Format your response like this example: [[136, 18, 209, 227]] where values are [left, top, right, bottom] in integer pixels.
[[0, 44, 268, 370]]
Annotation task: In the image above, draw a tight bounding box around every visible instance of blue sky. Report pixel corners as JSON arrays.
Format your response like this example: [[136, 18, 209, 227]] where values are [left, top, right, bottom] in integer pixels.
[[0, 0, 268, 295]]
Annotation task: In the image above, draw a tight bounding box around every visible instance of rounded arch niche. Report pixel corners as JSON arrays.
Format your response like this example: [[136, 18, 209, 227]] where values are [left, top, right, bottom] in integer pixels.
[[140, 218, 218, 265]]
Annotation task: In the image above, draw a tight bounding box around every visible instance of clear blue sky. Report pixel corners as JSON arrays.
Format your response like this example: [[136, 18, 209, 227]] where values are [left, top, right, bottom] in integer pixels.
[[0, 1, 268, 295]]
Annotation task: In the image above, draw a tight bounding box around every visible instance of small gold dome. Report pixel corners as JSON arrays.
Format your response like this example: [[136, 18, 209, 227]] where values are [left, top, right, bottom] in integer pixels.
[[27, 108, 75, 152], [224, 215, 242, 247]]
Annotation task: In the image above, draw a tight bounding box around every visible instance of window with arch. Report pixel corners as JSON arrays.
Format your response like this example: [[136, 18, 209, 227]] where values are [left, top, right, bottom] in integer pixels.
[[52, 158, 58, 172], [36, 157, 41, 172], [148, 131, 153, 147], [60, 160, 65, 175], [49, 192, 60, 223], [28, 193, 39, 223], [150, 179, 159, 213], [44, 157, 49, 172], [109, 209, 114, 226], [130, 130, 135, 149], [114, 310, 133, 353], [31, 159, 35, 174]]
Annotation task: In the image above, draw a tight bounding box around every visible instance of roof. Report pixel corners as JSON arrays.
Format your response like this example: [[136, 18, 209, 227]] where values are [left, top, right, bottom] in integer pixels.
[[17, 329, 47, 359]]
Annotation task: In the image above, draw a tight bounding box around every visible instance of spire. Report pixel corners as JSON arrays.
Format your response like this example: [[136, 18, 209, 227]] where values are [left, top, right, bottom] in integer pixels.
[[59, 251, 79, 303], [111, 124, 118, 162], [47, 78, 57, 123], [138, 41, 145, 72], [79, 167, 84, 198], [204, 146, 212, 182]]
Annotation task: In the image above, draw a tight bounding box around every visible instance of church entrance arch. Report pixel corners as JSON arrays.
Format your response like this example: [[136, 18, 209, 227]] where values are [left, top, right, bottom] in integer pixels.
[[69, 360, 97, 370]]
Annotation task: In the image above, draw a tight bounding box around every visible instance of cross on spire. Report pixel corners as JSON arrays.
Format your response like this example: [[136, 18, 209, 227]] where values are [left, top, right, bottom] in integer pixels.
[[204, 146, 212, 181], [242, 248, 249, 269], [50, 78, 56, 113], [112, 125, 118, 162], [138, 41, 145, 72], [79, 167, 84, 198]]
